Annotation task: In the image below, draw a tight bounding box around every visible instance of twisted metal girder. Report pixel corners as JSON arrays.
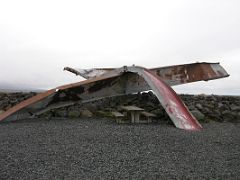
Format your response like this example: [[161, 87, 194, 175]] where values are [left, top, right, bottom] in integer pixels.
[[126, 66, 202, 130], [0, 63, 229, 130]]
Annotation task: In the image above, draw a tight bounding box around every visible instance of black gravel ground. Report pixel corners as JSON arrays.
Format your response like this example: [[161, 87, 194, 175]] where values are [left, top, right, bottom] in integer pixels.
[[0, 118, 239, 180]]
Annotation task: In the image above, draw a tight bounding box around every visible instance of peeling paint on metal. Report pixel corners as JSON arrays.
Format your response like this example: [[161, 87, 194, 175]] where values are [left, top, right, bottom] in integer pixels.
[[0, 63, 229, 131]]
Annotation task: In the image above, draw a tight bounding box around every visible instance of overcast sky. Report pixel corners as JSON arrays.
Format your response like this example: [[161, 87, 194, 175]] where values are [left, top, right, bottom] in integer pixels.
[[0, 0, 239, 95]]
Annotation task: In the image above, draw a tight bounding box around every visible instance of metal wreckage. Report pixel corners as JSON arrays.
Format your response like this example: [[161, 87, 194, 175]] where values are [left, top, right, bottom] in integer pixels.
[[0, 62, 229, 131]]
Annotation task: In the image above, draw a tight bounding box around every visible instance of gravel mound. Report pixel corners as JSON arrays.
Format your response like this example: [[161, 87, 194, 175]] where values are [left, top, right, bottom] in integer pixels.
[[0, 118, 240, 179]]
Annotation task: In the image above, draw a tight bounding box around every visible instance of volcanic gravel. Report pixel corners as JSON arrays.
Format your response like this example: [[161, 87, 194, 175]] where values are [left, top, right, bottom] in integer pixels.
[[0, 118, 239, 180]]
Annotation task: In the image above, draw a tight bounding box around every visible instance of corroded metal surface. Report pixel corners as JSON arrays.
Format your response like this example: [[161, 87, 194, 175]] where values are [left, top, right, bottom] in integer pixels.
[[64, 62, 229, 86], [126, 66, 202, 130], [0, 73, 124, 122], [0, 63, 229, 131], [151, 62, 229, 86]]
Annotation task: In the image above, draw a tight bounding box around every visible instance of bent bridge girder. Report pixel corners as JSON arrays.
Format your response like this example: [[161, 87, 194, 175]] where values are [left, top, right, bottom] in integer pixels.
[[0, 64, 229, 130], [126, 66, 202, 130]]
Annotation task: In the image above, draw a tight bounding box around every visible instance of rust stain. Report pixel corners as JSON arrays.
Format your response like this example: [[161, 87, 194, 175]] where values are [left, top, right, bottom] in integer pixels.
[[0, 89, 56, 122], [154, 62, 228, 85], [0, 72, 122, 122], [0, 62, 229, 128]]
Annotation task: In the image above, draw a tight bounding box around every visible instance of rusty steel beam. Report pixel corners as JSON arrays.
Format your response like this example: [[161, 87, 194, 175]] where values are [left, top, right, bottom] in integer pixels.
[[0, 72, 124, 122], [126, 66, 202, 130], [65, 62, 229, 86], [151, 62, 229, 86], [0, 63, 229, 131]]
